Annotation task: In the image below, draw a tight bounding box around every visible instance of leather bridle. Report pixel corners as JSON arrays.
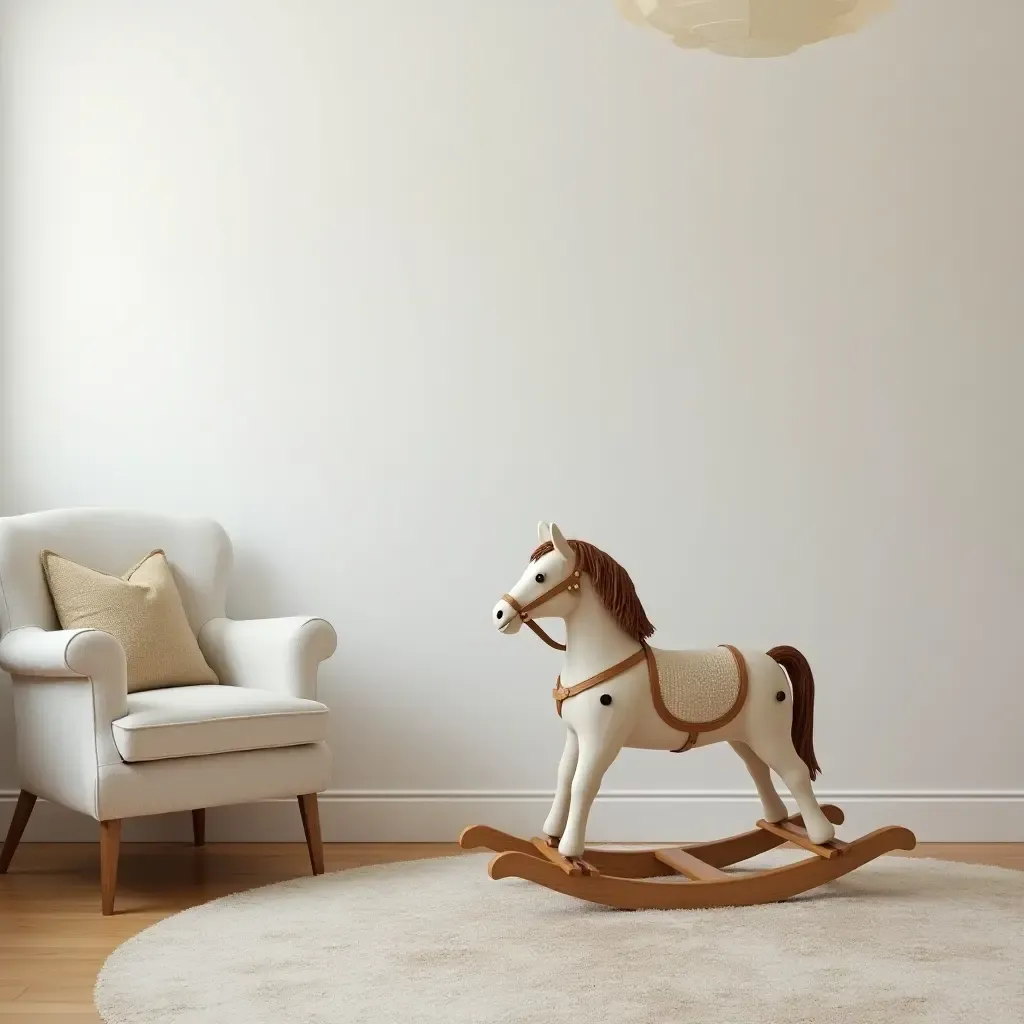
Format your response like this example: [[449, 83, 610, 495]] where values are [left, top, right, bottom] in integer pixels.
[[501, 556, 582, 651]]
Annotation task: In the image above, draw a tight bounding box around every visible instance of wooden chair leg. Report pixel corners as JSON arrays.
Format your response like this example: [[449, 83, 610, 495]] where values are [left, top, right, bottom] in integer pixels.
[[192, 808, 206, 847], [99, 819, 122, 916], [0, 790, 37, 873], [297, 794, 324, 876]]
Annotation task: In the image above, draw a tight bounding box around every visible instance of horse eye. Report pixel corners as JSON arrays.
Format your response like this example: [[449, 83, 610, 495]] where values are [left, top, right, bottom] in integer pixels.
[[535, 573, 545, 583]]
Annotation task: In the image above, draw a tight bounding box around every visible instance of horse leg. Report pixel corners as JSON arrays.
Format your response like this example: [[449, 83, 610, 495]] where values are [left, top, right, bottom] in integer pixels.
[[748, 732, 835, 845], [543, 729, 579, 842], [729, 741, 788, 823], [558, 730, 623, 860]]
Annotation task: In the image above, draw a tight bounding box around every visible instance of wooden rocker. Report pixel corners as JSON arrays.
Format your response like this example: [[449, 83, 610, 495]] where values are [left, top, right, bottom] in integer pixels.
[[460, 805, 917, 910], [471, 522, 917, 910]]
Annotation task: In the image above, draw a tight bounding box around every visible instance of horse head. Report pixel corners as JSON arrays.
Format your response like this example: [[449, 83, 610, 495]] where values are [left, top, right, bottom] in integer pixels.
[[493, 523, 655, 646], [492, 522, 580, 641]]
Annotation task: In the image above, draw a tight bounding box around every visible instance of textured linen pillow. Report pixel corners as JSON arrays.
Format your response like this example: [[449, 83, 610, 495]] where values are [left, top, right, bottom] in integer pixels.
[[40, 548, 219, 692]]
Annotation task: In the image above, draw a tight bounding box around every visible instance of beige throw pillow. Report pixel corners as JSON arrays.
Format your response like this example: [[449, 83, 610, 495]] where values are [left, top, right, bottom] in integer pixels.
[[41, 549, 219, 692]]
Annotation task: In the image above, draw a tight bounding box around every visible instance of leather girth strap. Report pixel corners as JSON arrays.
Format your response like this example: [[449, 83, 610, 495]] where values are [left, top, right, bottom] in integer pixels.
[[672, 732, 700, 753]]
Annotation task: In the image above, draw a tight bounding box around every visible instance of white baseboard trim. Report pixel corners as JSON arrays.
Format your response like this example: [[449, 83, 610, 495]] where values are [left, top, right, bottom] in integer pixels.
[[2, 789, 1022, 843]]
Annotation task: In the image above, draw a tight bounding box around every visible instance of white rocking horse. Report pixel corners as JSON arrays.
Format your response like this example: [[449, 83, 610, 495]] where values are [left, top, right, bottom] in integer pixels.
[[459, 522, 916, 910]]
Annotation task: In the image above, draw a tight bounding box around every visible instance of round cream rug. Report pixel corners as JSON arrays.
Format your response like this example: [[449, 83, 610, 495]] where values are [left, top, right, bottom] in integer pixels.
[[96, 852, 1023, 1024]]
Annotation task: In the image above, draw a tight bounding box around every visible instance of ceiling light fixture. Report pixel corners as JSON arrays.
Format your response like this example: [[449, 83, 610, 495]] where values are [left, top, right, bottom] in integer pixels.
[[617, 0, 891, 58]]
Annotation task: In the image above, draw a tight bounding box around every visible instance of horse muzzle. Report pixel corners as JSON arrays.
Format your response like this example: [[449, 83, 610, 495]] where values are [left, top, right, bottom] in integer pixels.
[[492, 598, 524, 634]]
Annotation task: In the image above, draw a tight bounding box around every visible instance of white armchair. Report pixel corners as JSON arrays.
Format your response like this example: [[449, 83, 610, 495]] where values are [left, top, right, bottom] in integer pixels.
[[0, 508, 337, 914]]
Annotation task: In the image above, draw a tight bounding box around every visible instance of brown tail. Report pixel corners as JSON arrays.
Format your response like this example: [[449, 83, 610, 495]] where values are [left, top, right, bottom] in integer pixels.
[[767, 645, 821, 780]]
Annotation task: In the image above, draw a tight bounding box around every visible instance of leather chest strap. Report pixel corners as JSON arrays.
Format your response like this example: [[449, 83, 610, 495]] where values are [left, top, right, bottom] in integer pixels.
[[553, 647, 648, 716]]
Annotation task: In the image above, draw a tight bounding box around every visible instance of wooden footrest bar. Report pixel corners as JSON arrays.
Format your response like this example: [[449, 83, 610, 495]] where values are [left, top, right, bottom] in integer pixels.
[[530, 837, 598, 876], [653, 847, 728, 881], [781, 819, 849, 852], [755, 818, 845, 859]]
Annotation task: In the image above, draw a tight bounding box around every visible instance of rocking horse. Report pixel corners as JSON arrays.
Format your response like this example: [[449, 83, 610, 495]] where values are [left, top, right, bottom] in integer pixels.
[[459, 522, 916, 910]]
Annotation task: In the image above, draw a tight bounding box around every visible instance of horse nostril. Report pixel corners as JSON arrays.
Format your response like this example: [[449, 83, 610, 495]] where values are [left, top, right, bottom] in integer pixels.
[[496, 609, 503, 620]]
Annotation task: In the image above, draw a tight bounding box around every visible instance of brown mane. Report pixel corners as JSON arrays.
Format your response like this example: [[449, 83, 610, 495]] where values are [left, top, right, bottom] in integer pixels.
[[530, 538, 655, 643]]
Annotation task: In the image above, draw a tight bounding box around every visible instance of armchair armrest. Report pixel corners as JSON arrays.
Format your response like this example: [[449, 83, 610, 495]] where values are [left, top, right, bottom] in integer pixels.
[[198, 616, 337, 700], [0, 627, 129, 811], [1, 626, 128, 687]]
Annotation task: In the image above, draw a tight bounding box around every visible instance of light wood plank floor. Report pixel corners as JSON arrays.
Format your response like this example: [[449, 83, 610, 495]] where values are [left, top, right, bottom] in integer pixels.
[[1, 841, 1021, 1022]]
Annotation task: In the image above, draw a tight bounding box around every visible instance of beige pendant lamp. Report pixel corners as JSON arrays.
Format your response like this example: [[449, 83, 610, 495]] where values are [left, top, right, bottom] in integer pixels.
[[617, 0, 890, 57]]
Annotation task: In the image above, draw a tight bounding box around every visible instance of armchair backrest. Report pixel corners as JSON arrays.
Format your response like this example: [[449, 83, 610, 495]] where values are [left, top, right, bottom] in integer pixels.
[[0, 508, 232, 636]]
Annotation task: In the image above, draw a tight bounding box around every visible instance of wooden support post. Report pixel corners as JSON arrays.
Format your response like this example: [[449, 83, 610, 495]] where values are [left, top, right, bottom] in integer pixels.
[[297, 794, 324, 875], [99, 819, 122, 916], [0, 790, 37, 873], [191, 809, 206, 847]]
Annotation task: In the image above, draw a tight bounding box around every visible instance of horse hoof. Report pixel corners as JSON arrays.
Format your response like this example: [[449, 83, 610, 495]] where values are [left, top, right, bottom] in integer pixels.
[[807, 821, 836, 845]]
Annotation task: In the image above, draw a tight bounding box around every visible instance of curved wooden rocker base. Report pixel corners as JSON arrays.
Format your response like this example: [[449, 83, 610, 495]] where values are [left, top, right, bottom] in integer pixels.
[[458, 806, 917, 911]]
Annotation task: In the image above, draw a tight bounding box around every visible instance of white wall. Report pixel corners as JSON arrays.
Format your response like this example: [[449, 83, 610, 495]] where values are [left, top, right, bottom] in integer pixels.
[[1, 0, 1021, 842]]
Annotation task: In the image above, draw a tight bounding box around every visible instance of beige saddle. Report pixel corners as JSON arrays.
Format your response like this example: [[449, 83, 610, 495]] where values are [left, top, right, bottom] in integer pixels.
[[649, 645, 748, 749]]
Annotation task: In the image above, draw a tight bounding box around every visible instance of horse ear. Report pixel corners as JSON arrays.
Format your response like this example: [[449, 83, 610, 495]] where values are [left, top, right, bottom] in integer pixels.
[[549, 523, 572, 560], [537, 521, 551, 543]]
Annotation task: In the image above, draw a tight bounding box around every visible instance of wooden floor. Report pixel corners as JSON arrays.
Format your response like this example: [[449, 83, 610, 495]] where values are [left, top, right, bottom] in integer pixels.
[[1, 841, 1021, 1022]]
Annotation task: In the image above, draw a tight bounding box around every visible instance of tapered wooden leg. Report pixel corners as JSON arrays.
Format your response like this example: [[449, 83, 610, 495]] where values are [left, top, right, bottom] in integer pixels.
[[0, 791, 37, 873], [191, 809, 206, 847], [297, 794, 324, 875], [99, 819, 122, 916]]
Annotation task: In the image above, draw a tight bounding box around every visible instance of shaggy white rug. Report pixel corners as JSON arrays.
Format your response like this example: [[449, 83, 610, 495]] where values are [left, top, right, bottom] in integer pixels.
[[95, 852, 1023, 1024]]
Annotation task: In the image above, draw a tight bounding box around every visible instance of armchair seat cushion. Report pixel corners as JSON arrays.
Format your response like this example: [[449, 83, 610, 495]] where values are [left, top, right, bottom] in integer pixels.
[[111, 685, 328, 763]]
